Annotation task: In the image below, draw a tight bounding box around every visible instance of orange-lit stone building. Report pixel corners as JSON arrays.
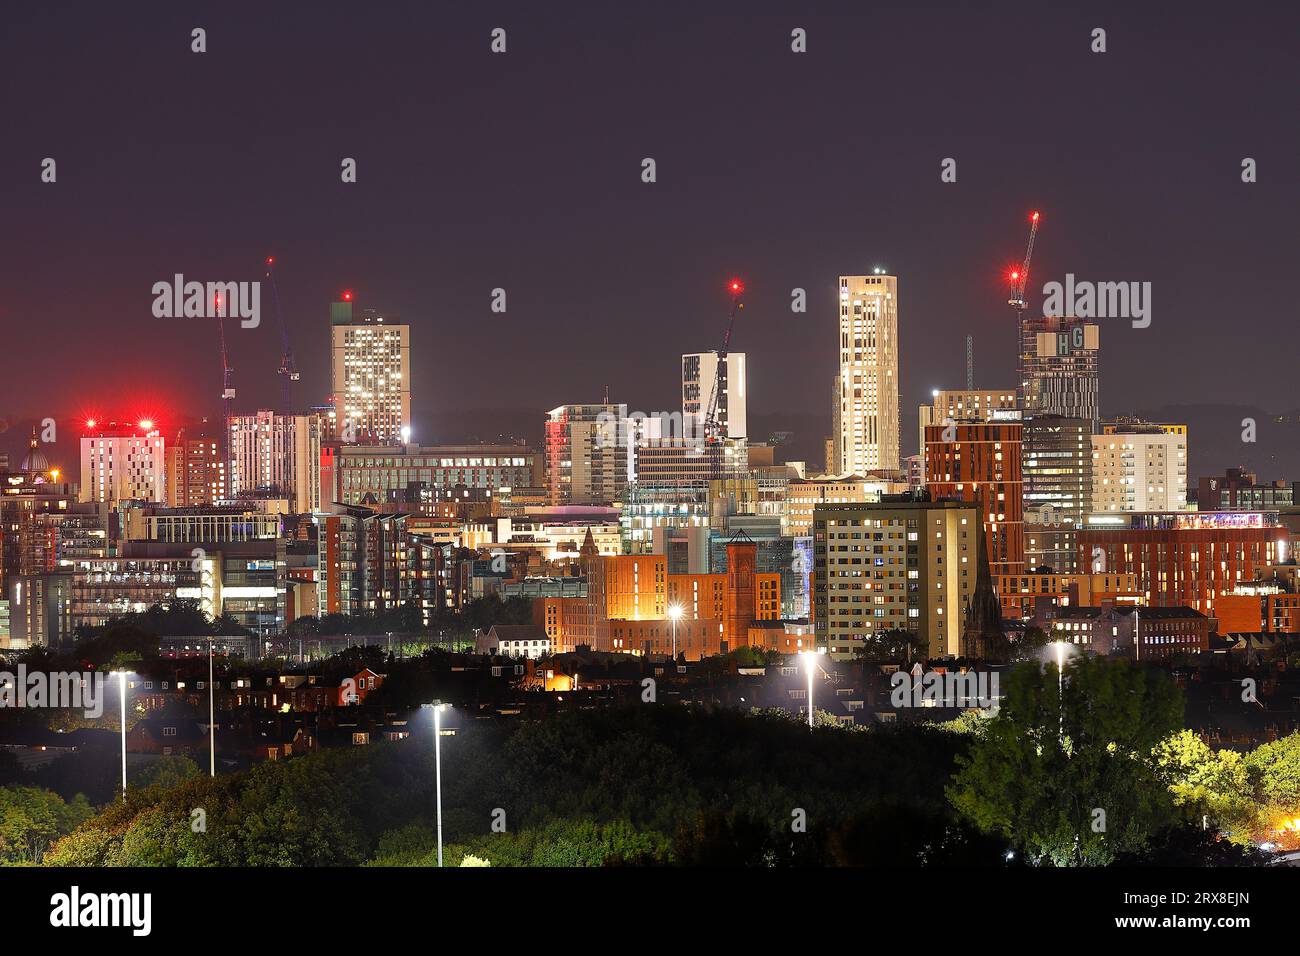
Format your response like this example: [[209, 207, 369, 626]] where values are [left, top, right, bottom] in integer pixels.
[[994, 571, 1141, 621], [536, 530, 779, 658]]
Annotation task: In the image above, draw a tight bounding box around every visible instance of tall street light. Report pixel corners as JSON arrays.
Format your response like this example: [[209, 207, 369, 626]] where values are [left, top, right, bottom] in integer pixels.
[[112, 670, 129, 800], [800, 649, 823, 728], [1052, 641, 1069, 745], [208, 637, 216, 777], [425, 702, 449, 867], [668, 603, 684, 660]]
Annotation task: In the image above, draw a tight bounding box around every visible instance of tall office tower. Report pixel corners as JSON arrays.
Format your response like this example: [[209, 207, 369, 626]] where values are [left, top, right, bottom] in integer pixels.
[[79, 422, 167, 504], [1091, 422, 1188, 513], [918, 388, 1018, 458], [1021, 316, 1100, 429], [330, 296, 411, 445], [924, 420, 1025, 576], [835, 272, 899, 474], [545, 403, 629, 505], [165, 426, 225, 506], [813, 498, 981, 660], [228, 411, 322, 513], [1022, 415, 1092, 572], [682, 351, 747, 439]]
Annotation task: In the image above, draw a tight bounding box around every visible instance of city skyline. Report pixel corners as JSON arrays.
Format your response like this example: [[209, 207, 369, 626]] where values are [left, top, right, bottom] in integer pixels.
[[4, 0, 1300, 896]]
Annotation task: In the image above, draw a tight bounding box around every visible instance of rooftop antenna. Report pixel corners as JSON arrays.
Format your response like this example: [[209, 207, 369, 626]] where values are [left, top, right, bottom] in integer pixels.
[[966, 335, 974, 390]]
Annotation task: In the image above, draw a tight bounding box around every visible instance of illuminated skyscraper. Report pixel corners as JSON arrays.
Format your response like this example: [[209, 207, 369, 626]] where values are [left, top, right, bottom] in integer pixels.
[[330, 296, 411, 445], [834, 272, 899, 474]]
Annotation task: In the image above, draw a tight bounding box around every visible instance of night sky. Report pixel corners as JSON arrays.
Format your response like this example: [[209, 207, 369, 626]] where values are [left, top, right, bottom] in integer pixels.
[[3, 1, 1297, 474]]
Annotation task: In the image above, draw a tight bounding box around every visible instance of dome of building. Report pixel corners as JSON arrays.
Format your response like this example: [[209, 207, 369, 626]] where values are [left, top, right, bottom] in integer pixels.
[[20, 432, 49, 473]]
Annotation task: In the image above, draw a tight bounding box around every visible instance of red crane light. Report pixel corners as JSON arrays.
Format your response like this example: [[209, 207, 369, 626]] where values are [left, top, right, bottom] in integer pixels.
[[1031, 211, 1040, 222], [266, 256, 275, 266]]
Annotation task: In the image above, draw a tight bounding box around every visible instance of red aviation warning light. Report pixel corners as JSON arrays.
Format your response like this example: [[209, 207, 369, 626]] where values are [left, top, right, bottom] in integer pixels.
[[342, 290, 353, 302], [139, 419, 155, 431], [728, 279, 744, 295], [265, 256, 275, 266], [1031, 211, 1040, 223], [85, 419, 96, 429]]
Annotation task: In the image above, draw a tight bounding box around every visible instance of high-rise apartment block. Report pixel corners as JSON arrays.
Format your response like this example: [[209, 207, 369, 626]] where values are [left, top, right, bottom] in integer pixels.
[[165, 427, 225, 506], [918, 388, 1017, 458], [79, 423, 167, 505], [834, 273, 899, 474], [924, 420, 1025, 575], [330, 297, 411, 445], [813, 498, 981, 660], [228, 411, 322, 513], [545, 403, 629, 505]]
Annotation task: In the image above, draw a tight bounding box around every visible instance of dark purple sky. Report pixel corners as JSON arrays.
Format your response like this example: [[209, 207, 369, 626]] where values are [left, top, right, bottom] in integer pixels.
[[2, 1, 1297, 473]]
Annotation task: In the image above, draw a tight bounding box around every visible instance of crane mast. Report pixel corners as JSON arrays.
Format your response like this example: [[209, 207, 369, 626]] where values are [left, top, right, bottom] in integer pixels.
[[265, 257, 300, 414], [1008, 210, 1041, 406], [214, 291, 235, 500]]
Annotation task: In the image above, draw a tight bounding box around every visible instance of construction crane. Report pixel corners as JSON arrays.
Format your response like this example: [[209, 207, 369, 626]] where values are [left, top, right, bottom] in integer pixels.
[[703, 279, 744, 445], [264, 256, 300, 413], [1008, 210, 1041, 404], [214, 290, 235, 498]]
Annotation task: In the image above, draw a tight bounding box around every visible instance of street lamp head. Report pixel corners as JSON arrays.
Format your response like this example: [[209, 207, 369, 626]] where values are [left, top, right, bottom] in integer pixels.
[[667, 604, 684, 621]]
